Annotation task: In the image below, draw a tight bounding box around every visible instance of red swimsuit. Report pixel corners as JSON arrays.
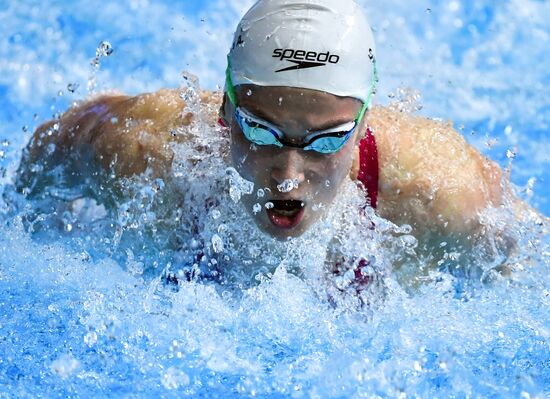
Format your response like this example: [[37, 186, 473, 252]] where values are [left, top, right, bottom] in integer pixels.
[[357, 128, 379, 209]]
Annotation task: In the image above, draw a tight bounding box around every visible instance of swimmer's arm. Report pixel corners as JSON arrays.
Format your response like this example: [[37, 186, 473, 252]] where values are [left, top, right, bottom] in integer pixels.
[[17, 89, 224, 194], [366, 106, 507, 237]]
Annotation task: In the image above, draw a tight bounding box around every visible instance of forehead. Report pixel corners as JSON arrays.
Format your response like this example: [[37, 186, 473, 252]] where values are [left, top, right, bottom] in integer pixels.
[[235, 85, 362, 130]]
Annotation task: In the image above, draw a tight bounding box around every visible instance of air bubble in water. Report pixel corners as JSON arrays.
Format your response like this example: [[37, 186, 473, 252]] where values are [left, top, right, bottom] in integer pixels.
[[252, 203, 262, 214], [247, 89, 253, 96], [278, 97, 283, 105], [265, 202, 274, 209], [277, 178, 299, 193], [257, 189, 265, 198], [211, 234, 224, 253], [506, 149, 517, 160]]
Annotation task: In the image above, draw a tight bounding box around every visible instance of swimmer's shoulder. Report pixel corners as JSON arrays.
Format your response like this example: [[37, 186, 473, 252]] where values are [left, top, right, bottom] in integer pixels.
[[366, 105, 503, 234], [20, 88, 224, 181], [86, 88, 222, 177]]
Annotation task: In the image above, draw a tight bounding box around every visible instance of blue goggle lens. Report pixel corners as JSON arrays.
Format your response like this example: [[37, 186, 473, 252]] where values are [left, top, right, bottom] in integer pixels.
[[236, 113, 283, 148], [304, 135, 350, 154]]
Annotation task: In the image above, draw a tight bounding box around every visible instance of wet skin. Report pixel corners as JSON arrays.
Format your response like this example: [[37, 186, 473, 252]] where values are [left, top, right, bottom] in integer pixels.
[[222, 85, 367, 240]]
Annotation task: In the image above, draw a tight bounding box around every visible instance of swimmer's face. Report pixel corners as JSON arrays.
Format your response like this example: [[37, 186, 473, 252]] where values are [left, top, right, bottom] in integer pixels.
[[223, 85, 365, 239]]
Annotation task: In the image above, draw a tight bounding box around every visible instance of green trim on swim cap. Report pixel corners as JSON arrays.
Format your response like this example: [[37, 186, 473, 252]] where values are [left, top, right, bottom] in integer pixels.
[[225, 56, 238, 106], [357, 58, 379, 122]]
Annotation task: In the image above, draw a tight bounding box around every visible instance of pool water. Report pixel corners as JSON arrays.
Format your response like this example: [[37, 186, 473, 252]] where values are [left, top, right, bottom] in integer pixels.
[[1, 1, 549, 398]]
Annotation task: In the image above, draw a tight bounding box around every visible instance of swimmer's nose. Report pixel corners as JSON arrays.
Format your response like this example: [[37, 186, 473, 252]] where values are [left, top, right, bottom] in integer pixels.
[[270, 148, 306, 187]]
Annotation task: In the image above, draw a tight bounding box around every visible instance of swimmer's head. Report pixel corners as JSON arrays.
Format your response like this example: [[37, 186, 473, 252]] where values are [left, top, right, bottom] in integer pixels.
[[222, 0, 377, 239], [226, 0, 377, 105]]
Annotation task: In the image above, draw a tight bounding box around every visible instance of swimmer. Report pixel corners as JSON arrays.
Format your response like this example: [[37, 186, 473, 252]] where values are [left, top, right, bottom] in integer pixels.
[[15, 0, 541, 282]]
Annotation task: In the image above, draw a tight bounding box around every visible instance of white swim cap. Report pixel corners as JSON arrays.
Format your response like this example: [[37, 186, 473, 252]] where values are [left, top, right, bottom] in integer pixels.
[[226, 0, 377, 105]]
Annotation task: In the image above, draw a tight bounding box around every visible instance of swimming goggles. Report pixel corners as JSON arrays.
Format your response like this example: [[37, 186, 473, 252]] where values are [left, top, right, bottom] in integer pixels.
[[225, 60, 375, 154], [234, 106, 361, 154]]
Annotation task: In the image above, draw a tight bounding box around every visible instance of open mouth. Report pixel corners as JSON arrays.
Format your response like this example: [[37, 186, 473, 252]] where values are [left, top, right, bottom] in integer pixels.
[[266, 200, 306, 229]]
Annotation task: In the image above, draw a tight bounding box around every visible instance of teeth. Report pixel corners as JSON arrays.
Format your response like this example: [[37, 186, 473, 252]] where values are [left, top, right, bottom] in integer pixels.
[[274, 209, 299, 217]]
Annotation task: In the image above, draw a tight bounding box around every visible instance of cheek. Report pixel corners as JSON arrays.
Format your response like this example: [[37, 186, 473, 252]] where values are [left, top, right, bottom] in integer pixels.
[[319, 144, 355, 185], [230, 132, 270, 183]]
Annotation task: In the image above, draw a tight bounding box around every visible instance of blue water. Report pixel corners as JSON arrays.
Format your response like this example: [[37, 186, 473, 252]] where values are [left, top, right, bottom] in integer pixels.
[[1, 1, 549, 398]]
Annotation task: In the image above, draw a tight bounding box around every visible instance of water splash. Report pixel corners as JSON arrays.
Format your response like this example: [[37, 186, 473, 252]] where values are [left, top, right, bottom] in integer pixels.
[[0, 1, 549, 397], [88, 40, 114, 93]]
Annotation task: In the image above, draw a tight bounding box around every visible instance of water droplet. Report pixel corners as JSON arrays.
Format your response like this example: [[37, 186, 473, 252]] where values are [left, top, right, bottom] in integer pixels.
[[506, 149, 516, 159], [84, 331, 98, 347], [247, 89, 253, 96], [96, 41, 114, 57], [211, 209, 221, 220], [325, 180, 331, 187], [211, 234, 224, 253], [486, 138, 498, 148], [252, 203, 262, 214], [278, 97, 283, 106], [161, 367, 190, 390], [46, 143, 56, 155], [226, 167, 254, 202], [265, 202, 274, 209], [67, 83, 79, 93], [413, 361, 422, 372], [1, 140, 9, 148], [312, 203, 325, 212], [50, 354, 80, 379], [57, 90, 63, 97], [0, 150, 5, 160], [256, 189, 265, 198], [277, 178, 299, 193]]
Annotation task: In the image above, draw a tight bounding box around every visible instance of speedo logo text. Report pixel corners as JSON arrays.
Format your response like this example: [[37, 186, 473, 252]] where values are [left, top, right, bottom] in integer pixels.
[[272, 48, 340, 72]]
